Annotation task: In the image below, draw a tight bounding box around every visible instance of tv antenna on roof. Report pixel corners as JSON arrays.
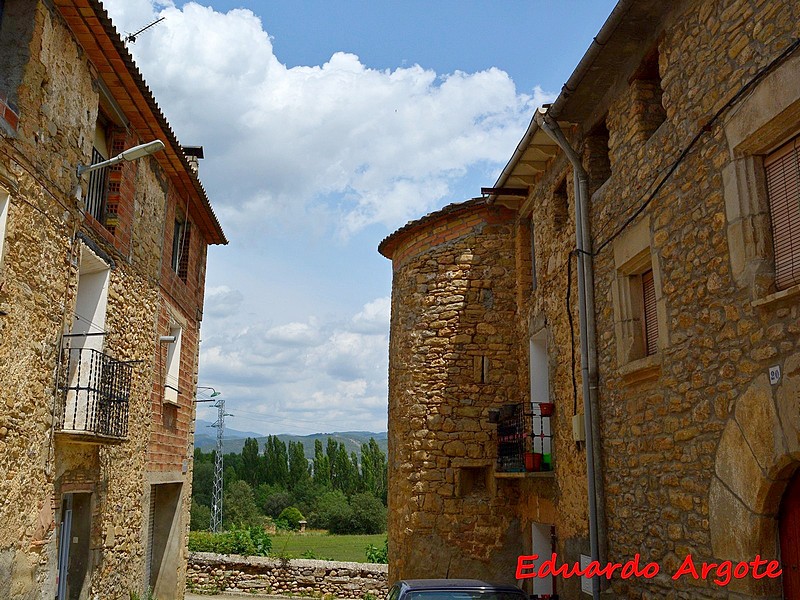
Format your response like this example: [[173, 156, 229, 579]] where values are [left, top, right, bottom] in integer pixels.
[[124, 16, 165, 44]]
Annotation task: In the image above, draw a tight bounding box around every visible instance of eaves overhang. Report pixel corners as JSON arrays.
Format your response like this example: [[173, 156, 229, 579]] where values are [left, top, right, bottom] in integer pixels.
[[54, 0, 228, 245]]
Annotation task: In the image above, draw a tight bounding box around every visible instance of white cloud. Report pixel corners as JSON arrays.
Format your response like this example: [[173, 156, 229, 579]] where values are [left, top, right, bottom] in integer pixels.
[[104, 0, 553, 237]]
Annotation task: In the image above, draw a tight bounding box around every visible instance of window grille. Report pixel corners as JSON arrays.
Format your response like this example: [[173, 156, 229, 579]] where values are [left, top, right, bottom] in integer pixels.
[[765, 135, 800, 290], [84, 147, 108, 222], [642, 269, 658, 356], [172, 218, 191, 280]]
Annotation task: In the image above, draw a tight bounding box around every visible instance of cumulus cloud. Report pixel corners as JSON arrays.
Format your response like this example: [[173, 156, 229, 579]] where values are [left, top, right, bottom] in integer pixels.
[[102, 1, 553, 434], [197, 296, 390, 433], [104, 0, 552, 237]]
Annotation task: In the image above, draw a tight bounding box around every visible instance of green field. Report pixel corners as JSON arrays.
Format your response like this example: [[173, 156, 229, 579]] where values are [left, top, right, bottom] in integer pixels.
[[270, 531, 386, 562]]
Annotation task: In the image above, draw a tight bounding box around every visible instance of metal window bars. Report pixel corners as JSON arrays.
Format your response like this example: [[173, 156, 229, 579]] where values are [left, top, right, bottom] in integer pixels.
[[84, 147, 109, 222], [56, 338, 132, 439]]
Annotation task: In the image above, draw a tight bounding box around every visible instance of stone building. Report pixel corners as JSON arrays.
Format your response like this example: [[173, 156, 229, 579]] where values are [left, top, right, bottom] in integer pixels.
[[0, 2, 226, 599], [382, 0, 800, 598]]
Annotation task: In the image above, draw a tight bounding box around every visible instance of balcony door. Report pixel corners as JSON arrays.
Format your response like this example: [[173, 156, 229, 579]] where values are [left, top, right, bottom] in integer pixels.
[[781, 469, 800, 598], [64, 245, 109, 432]]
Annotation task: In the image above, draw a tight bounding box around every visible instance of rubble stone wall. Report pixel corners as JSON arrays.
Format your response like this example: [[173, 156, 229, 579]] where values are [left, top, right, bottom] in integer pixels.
[[382, 201, 531, 584], [187, 553, 388, 599]]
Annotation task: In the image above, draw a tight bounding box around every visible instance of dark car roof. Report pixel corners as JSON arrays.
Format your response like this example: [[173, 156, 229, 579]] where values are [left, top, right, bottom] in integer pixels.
[[397, 580, 525, 593]]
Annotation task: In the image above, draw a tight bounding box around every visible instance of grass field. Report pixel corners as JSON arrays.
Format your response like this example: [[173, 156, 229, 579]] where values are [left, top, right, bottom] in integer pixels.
[[270, 531, 386, 562]]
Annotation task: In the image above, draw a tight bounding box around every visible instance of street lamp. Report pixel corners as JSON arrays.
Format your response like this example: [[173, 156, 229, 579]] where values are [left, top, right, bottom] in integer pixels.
[[194, 386, 230, 532], [76, 140, 165, 177]]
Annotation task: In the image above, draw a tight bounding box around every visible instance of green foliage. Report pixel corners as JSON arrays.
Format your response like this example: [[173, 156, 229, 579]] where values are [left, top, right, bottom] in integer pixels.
[[188, 526, 271, 556], [288, 441, 311, 490], [309, 489, 350, 530], [129, 589, 157, 600], [365, 538, 388, 564], [190, 499, 212, 531], [241, 437, 263, 487], [191, 460, 214, 507], [265, 435, 290, 487], [329, 493, 386, 534], [223, 480, 262, 528], [257, 486, 293, 518], [278, 506, 305, 530]]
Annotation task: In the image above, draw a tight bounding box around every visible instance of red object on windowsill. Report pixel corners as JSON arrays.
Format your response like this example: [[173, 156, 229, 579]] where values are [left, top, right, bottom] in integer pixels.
[[525, 452, 542, 472], [539, 402, 555, 416]]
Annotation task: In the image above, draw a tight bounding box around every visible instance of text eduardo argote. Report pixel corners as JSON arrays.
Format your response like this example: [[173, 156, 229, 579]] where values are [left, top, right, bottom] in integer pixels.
[[516, 553, 782, 587]]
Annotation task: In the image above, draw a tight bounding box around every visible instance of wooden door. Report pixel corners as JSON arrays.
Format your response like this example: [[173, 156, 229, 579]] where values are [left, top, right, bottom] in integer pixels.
[[781, 470, 800, 599]]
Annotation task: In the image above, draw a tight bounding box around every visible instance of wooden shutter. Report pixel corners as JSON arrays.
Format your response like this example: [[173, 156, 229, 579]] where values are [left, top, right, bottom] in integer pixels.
[[765, 135, 800, 290], [780, 471, 800, 599], [178, 221, 191, 280], [641, 269, 658, 356]]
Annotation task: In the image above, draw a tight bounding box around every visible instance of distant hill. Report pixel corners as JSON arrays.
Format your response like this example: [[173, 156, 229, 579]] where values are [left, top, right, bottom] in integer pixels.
[[193, 420, 388, 459]]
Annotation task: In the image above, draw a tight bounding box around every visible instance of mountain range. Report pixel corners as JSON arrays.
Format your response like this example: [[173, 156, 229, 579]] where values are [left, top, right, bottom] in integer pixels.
[[193, 420, 388, 459]]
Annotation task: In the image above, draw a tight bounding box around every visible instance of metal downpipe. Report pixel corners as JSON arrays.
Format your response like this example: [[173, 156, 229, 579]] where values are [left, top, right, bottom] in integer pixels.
[[535, 110, 607, 599]]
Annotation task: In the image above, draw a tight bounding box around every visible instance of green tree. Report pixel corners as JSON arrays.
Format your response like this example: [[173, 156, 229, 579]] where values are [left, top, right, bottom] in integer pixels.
[[288, 441, 311, 490], [223, 480, 261, 528], [309, 489, 350, 530], [346, 492, 387, 534], [241, 437, 262, 488], [360, 438, 387, 502], [264, 435, 289, 487], [190, 499, 212, 531], [191, 460, 214, 507], [312, 439, 330, 487]]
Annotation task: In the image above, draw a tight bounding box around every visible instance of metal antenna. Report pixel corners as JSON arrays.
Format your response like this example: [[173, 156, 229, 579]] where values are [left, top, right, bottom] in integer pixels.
[[195, 387, 231, 532], [124, 16, 165, 44], [209, 396, 233, 532]]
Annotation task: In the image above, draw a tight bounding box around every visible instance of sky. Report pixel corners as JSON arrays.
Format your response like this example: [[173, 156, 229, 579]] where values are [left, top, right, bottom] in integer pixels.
[[102, 0, 618, 436]]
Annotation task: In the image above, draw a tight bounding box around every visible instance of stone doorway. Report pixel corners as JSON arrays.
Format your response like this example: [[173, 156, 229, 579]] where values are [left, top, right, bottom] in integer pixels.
[[780, 469, 800, 598], [56, 493, 92, 600], [146, 482, 183, 599]]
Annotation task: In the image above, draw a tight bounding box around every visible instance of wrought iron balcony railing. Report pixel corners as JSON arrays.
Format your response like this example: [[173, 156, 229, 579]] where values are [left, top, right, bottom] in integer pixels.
[[495, 401, 553, 473], [56, 344, 132, 440]]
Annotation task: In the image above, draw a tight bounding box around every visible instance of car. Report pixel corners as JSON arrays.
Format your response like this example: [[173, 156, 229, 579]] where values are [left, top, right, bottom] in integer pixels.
[[387, 579, 529, 600]]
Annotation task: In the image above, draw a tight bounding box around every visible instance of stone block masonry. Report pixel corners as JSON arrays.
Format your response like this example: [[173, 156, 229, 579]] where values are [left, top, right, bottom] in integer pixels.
[[187, 553, 388, 599]]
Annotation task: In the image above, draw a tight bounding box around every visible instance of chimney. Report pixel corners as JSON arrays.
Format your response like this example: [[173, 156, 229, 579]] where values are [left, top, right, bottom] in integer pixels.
[[181, 146, 204, 175]]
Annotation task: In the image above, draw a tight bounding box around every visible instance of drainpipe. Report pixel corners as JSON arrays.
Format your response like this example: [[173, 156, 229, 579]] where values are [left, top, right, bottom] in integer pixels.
[[534, 108, 606, 599]]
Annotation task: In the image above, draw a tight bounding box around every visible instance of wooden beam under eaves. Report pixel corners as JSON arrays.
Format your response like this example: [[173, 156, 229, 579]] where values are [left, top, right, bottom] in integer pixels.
[[481, 187, 528, 197]]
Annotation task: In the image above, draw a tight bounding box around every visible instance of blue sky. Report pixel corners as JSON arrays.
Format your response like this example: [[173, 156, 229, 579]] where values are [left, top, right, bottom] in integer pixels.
[[104, 0, 617, 435]]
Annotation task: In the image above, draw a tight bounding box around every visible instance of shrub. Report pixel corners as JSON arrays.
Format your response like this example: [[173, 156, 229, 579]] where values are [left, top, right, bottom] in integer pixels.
[[188, 526, 271, 556], [365, 538, 388, 564], [309, 489, 350, 530], [277, 506, 305, 530]]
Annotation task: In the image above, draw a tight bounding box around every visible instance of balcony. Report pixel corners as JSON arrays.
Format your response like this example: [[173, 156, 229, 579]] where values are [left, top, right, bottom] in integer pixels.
[[56, 344, 132, 442], [494, 402, 553, 476]]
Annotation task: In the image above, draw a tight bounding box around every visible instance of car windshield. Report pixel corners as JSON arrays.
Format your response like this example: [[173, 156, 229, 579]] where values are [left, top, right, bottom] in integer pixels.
[[408, 591, 525, 600]]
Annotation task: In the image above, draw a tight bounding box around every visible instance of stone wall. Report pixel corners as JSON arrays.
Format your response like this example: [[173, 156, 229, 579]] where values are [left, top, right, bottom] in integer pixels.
[[0, 3, 219, 599], [380, 200, 533, 584], [187, 553, 388, 599]]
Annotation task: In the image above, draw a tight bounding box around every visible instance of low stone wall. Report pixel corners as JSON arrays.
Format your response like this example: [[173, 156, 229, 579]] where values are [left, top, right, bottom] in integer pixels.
[[187, 552, 388, 598]]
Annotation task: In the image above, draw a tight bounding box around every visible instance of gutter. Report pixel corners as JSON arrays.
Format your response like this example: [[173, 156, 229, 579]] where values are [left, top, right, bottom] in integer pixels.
[[534, 108, 607, 600]]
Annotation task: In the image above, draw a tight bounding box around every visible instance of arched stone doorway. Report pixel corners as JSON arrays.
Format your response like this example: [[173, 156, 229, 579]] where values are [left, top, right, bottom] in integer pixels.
[[780, 470, 800, 598], [709, 357, 800, 598]]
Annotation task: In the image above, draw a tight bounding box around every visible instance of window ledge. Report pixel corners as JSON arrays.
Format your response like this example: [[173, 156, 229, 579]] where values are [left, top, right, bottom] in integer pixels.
[[751, 283, 800, 309], [494, 471, 555, 479], [619, 353, 661, 385]]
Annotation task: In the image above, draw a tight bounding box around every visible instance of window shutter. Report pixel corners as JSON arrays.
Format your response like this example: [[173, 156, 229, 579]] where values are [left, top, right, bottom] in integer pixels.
[[766, 136, 800, 290], [178, 222, 191, 281], [642, 269, 658, 356]]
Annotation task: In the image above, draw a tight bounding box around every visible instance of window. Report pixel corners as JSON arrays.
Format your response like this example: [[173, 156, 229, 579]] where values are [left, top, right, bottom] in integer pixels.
[[163, 324, 182, 405], [84, 114, 110, 222], [0, 187, 8, 268], [765, 135, 800, 291], [552, 177, 568, 227], [611, 215, 666, 372], [171, 213, 190, 281], [629, 47, 667, 141]]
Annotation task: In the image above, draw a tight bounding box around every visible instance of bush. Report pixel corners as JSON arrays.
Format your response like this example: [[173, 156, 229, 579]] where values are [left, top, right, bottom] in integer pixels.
[[277, 506, 305, 530], [188, 526, 271, 556], [365, 538, 388, 564], [259, 487, 293, 519]]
